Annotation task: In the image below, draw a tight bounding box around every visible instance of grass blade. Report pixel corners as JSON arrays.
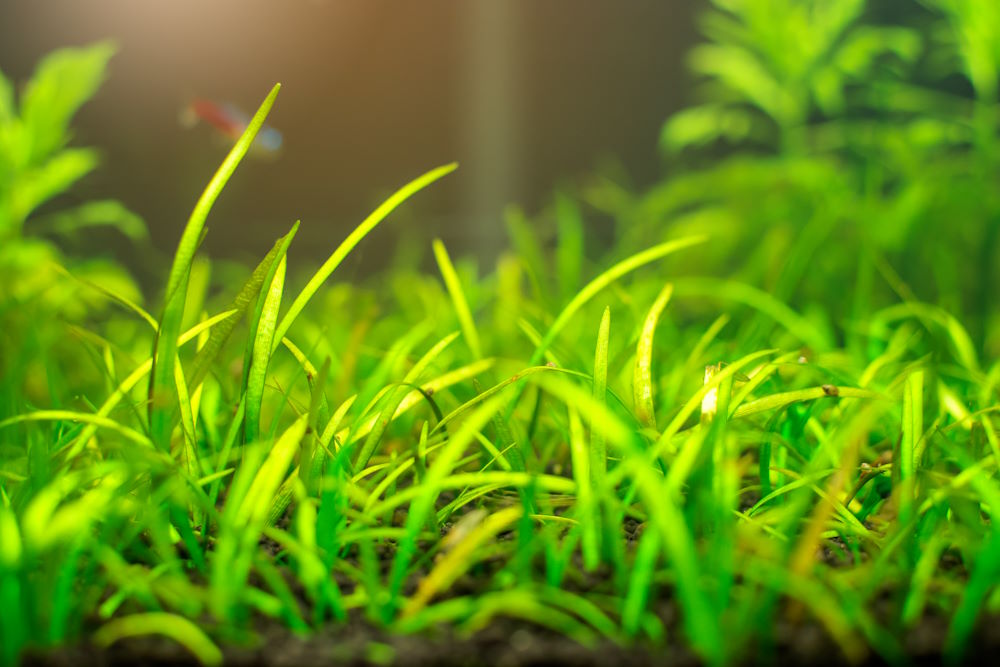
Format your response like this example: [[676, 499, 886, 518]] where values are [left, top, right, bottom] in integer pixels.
[[148, 83, 281, 450], [633, 283, 673, 430], [186, 222, 299, 393], [590, 306, 611, 485], [244, 255, 286, 443], [94, 613, 222, 667], [530, 236, 706, 367], [272, 163, 458, 350], [433, 239, 482, 359]]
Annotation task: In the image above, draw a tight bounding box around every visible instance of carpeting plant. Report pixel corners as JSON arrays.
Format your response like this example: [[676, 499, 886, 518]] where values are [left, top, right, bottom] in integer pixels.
[[2, 2, 1000, 666]]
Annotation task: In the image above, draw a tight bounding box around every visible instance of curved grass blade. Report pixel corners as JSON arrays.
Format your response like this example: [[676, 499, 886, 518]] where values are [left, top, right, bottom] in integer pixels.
[[567, 405, 598, 571], [352, 331, 460, 470], [53, 264, 158, 330], [280, 336, 332, 439], [498, 236, 704, 421], [1, 410, 152, 447], [301, 355, 331, 494], [398, 591, 597, 646], [149, 83, 281, 450], [173, 355, 199, 479], [235, 415, 307, 528], [402, 505, 522, 617], [244, 255, 286, 443], [430, 365, 558, 436], [731, 385, 883, 419], [530, 236, 705, 367], [387, 391, 514, 614], [433, 239, 482, 359], [272, 163, 458, 350], [672, 278, 831, 352], [633, 283, 673, 429], [622, 522, 660, 638], [187, 222, 299, 393], [62, 309, 236, 460], [590, 306, 611, 485], [94, 612, 222, 667], [347, 321, 433, 436]]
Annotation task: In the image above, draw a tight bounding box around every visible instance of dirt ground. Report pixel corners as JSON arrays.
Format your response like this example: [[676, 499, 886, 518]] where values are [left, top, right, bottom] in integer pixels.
[[23, 601, 1000, 667]]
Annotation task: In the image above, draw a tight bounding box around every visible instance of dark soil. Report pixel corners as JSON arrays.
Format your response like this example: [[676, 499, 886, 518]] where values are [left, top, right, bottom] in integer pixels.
[[17, 496, 999, 666], [22, 598, 1000, 667]]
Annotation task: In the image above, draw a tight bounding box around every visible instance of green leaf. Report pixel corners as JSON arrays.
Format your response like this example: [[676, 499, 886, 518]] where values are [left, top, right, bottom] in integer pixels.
[[19, 41, 116, 164], [633, 283, 673, 430], [31, 199, 147, 241], [244, 255, 286, 443], [235, 415, 307, 528], [590, 307, 611, 485], [94, 613, 222, 667], [661, 104, 753, 153], [148, 83, 281, 450], [10, 148, 99, 228], [186, 222, 299, 393], [433, 239, 481, 359], [272, 163, 458, 350], [531, 235, 706, 367]]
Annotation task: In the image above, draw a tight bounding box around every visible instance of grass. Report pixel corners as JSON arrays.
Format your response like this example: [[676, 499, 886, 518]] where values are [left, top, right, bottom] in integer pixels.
[[2, 2, 1000, 665], [0, 95, 996, 662]]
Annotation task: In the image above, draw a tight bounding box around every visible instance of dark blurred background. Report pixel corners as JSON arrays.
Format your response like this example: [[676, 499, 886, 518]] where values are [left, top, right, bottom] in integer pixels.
[[0, 0, 698, 278]]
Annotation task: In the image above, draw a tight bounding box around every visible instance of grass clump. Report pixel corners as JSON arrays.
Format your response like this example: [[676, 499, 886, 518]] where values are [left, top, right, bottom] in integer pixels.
[[2, 2, 1000, 666]]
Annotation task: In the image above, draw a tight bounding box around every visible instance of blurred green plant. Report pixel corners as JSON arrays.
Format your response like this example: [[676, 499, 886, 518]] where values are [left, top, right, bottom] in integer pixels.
[[579, 0, 998, 357], [0, 42, 146, 410]]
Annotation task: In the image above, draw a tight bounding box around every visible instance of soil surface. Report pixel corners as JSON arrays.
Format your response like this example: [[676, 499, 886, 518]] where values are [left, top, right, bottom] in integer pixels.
[[21, 603, 1000, 667]]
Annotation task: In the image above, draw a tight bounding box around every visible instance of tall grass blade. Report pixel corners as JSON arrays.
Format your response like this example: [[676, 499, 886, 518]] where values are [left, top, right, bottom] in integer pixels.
[[186, 222, 299, 392], [591, 306, 611, 485], [633, 283, 673, 429], [148, 83, 281, 450], [433, 239, 482, 359], [244, 255, 286, 443], [272, 163, 458, 349]]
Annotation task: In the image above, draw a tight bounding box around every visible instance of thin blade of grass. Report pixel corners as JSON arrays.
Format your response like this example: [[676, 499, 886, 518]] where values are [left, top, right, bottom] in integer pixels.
[[732, 385, 883, 419], [590, 306, 611, 486], [898, 370, 924, 530], [530, 236, 706, 367], [565, 405, 598, 571], [272, 163, 458, 350], [244, 255, 286, 443], [402, 505, 522, 617], [93, 613, 222, 667], [352, 331, 460, 470], [62, 310, 236, 460], [633, 283, 673, 430], [149, 83, 281, 450], [234, 415, 307, 528], [622, 522, 660, 638], [433, 239, 481, 359], [187, 222, 299, 392]]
